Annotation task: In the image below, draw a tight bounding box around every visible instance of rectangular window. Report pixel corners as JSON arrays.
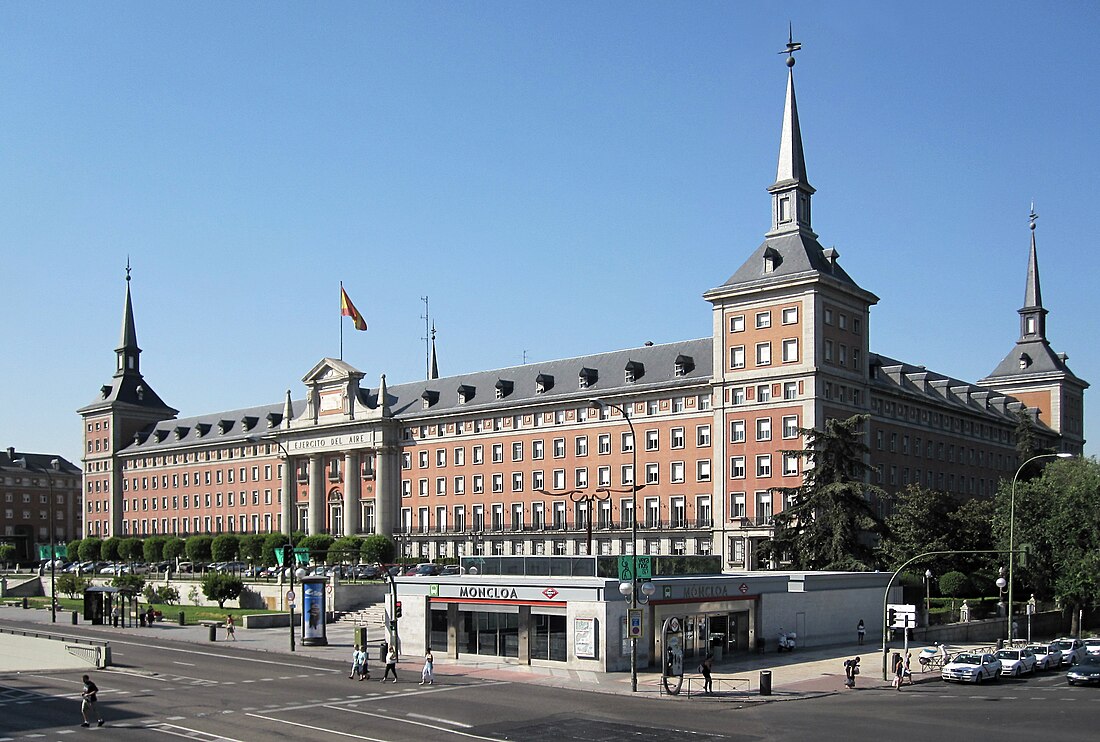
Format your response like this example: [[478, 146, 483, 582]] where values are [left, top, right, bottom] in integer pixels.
[[730, 345, 745, 369], [419, 450, 429, 468], [781, 306, 798, 324], [670, 461, 685, 484], [696, 425, 711, 447], [532, 470, 544, 490], [435, 477, 446, 496], [473, 475, 484, 494], [575, 468, 588, 488], [756, 417, 772, 441], [730, 492, 746, 519], [755, 311, 771, 329], [756, 455, 771, 478], [553, 470, 565, 490], [825, 340, 834, 363], [454, 447, 465, 466], [782, 338, 798, 363], [473, 446, 484, 465], [492, 473, 503, 493], [454, 476, 465, 495], [696, 459, 711, 482], [645, 463, 659, 485], [621, 465, 634, 486], [730, 419, 746, 443], [532, 440, 544, 460], [729, 315, 745, 333], [645, 430, 659, 451], [782, 415, 799, 439], [575, 436, 588, 457], [512, 442, 523, 462], [436, 449, 447, 467], [731, 387, 745, 405], [621, 432, 634, 453], [418, 479, 428, 497], [598, 434, 611, 455], [783, 454, 798, 476], [553, 438, 566, 458], [757, 384, 771, 403], [512, 472, 523, 492], [492, 444, 503, 463], [597, 466, 611, 487], [730, 456, 746, 479], [756, 342, 771, 366], [671, 427, 685, 449]]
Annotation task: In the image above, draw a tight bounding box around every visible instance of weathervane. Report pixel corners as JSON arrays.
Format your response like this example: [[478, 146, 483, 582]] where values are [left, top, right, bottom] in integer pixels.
[[1029, 202, 1038, 231], [126, 256, 131, 282], [781, 23, 801, 67]]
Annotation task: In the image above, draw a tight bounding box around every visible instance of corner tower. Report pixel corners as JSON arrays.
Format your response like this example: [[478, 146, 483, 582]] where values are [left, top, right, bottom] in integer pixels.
[[703, 35, 879, 569], [980, 210, 1088, 453], [78, 265, 177, 537]]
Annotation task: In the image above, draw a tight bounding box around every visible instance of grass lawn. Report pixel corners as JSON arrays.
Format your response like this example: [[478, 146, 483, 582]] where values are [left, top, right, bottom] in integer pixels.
[[26, 596, 281, 624]]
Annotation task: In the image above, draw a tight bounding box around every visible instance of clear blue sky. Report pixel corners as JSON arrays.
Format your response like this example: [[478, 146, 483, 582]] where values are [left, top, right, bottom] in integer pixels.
[[2, 2, 1097, 468]]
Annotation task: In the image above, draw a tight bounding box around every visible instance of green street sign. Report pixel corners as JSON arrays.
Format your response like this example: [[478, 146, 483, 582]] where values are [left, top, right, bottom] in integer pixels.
[[618, 555, 653, 582]]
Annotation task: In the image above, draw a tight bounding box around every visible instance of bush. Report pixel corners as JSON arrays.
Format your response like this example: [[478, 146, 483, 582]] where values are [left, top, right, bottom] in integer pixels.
[[361, 534, 394, 564], [78, 537, 103, 562], [211, 534, 240, 563], [143, 584, 180, 605], [939, 571, 970, 598], [186, 535, 214, 565], [56, 573, 90, 598], [66, 538, 83, 563], [201, 572, 244, 608], [112, 573, 146, 593], [0, 543, 15, 568]]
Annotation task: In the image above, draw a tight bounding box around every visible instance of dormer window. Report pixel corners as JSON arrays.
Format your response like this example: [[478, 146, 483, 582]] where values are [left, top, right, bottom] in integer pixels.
[[1019, 353, 1032, 370], [624, 360, 644, 384], [100, 385, 112, 399], [674, 355, 694, 377], [579, 368, 598, 389], [457, 385, 475, 404], [421, 390, 439, 408], [196, 423, 210, 438], [265, 412, 282, 428], [763, 247, 781, 274], [495, 379, 514, 399], [218, 419, 232, 435], [536, 374, 554, 394], [240, 416, 258, 431], [174, 426, 188, 440], [135, 385, 144, 402]]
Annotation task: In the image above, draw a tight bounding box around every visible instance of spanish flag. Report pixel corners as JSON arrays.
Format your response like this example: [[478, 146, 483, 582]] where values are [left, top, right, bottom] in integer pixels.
[[340, 285, 367, 331]]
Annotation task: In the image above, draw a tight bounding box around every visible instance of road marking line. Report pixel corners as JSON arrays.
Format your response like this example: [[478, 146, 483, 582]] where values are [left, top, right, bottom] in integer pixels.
[[244, 713, 389, 741], [172, 661, 196, 666], [407, 712, 472, 728], [331, 706, 504, 741], [147, 722, 248, 741]]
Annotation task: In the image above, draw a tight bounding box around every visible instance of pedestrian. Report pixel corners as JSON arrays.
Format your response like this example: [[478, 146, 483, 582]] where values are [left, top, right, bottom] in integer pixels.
[[225, 613, 236, 641], [857, 619, 865, 646], [892, 654, 904, 691], [358, 645, 370, 681], [111, 604, 120, 628], [381, 644, 399, 683], [147, 606, 156, 626], [349, 645, 361, 679], [80, 674, 104, 727], [700, 652, 713, 694], [843, 656, 860, 688], [903, 652, 913, 685], [420, 649, 434, 685]]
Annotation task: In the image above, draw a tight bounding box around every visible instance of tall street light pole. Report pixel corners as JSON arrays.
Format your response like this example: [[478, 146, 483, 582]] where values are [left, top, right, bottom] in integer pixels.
[[590, 398, 641, 692], [1008, 451, 1071, 641], [249, 435, 298, 651], [16, 457, 61, 623]]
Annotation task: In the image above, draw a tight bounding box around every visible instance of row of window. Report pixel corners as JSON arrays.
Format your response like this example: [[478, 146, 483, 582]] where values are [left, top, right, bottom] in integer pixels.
[[728, 339, 799, 369], [823, 307, 861, 334], [874, 430, 1014, 471], [729, 415, 800, 443], [2, 493, 65, 505], [1, 509, 65, 521], [871, 396, 1015, 444], [728, 454, 799, 479], [728, 306, 799, 333], [729, 382, 799, 405]]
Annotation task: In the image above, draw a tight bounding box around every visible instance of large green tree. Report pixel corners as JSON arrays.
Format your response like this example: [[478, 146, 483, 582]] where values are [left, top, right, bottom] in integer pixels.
[[998, 456, 1100, 635], [882, 485, 996, 576], [760, 414, 887, 570], [211, 534, 240, 562]]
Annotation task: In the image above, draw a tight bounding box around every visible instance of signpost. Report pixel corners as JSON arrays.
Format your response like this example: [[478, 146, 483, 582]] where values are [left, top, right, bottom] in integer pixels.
[[617, 555, 652, 582], [628, 609, 643, 638]]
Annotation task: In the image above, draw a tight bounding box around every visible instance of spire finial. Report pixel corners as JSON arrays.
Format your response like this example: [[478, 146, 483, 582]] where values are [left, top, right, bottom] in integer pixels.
[[1029, 202, 1038, 231], [781, 23, 801, 67], [126, 256, 132, 282]]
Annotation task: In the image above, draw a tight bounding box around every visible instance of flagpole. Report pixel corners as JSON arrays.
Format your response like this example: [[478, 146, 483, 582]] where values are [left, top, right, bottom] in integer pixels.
[[339, 281, 344, 361]]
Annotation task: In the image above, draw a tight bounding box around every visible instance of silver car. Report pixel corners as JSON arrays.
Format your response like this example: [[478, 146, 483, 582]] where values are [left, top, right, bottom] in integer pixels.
[[942, 652, 1002, 683], [995, 647, 1037, 676], [1024, 643, 1063, 670], [1050, 638, 1087, 666]]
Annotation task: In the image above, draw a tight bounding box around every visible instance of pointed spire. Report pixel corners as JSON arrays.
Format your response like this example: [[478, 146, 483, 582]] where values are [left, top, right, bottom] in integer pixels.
[[115, 260, 141, 378], [282, 389, 294, 429], [1018, 204, 1048, 341], [377, 373, 391, 417], [775, 27, 809, 188], [429, 322, 439, 380]]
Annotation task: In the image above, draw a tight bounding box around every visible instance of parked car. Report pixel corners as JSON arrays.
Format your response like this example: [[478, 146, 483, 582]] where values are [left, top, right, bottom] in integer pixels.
[[1067, 656, 1100, 686], [99, 563, 122, 575], [216, 561, 248, 573], [995, 647, 1037, 676], [441, 565, 461, 576], [1051, 638, 1088, 666], [351, 564, 381, 579], [407, 563, 441, 577], [175, 562, 194, 573], [1082, 638, 1100, 657], [1024, 643, 1063, 671], [942, 652, 1002, 683]]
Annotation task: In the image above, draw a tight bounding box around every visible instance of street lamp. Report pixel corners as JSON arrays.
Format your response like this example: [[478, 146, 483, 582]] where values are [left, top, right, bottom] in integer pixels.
[[16, 457, 61, 623], [1008, 452, 1071, 641], [924, 569, 932, 627], [249, 436, 299, 652], [535, 487, 610, 556], [590, 398, 644, 693]]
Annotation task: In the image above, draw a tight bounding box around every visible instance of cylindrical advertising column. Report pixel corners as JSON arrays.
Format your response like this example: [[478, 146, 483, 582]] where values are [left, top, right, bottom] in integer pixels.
[[300, 576, 328, 646]]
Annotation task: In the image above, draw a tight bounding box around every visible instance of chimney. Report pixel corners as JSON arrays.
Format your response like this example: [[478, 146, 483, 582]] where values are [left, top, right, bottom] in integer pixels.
[[6, 447, 14, 461]]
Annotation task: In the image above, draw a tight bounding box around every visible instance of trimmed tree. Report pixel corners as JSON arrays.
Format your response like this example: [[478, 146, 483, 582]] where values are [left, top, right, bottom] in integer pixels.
[[361, 534, 394, 565], [143, 536, 167, 564], [79, 537, 103, 562], [938, 571, 971, 598], [239, 534, 267, 565], [211, 534, 240, 563], [101, 537, 122, 562], [163, 537, 186, 562], [328, 536, 363, 564], [760, 414, 888, 571], [0, 543, 17, 569], [297, 534, 334, 563], [201, 572, 244, 608], [119, 537, 143, 561], [66, 538, 83, 563], [262, 533, 290, 566], [186, 535, 214, 565]]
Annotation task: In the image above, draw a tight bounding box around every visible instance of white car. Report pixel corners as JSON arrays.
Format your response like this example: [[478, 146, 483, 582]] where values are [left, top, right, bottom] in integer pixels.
[[1050, 638, 1087, 666], [1024, 643, 1063, 671], [1082, 638, 1100, 657], [995, 647, 1037, 676], [942, 652, 1002, 683]]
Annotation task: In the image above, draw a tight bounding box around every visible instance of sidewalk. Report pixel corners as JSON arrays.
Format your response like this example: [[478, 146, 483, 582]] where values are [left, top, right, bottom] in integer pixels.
[[0, 604, 944, 702]]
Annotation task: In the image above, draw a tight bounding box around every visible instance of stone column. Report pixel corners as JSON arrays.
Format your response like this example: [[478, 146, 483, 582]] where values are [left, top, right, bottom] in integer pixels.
[[343, 451, 360, 537], [374, 446, 395, 538], [281, 456, 295, 535], [308, 455, 324, 536]]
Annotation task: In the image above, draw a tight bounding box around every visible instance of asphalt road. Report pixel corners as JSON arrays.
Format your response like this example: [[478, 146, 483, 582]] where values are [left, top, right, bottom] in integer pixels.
[[2, 631, 1099, 741]]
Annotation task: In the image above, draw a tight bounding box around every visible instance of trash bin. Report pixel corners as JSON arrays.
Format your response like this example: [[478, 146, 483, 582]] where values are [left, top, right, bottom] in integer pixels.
[[208, 624, 217, 642], [379, 641, 388, 662], [759, 670, 772, 695], [71, 611, 78, 625], [22, 597, 28, 609], [178, 611, 186, 626]]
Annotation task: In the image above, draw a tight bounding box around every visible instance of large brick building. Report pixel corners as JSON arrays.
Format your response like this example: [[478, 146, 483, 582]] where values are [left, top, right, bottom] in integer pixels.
[[77, 48, 1087, 570], [1, 448, 82, 562]]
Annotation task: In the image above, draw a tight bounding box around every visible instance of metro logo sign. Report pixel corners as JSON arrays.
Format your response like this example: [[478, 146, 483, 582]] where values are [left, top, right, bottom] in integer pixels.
[[542, 588, 559, 600]]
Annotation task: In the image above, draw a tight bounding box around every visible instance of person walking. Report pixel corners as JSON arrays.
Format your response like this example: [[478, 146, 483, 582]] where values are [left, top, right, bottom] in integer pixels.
[[358, 645, 370, 681], [80, 674, 104, 727], [892, 653, 904, 691], [225, 613, 236, 641], [111, 604, 120, 628], [903, 652, 913, 685], [700, 652, 714, 694], [843, 656, 860, 688], [857, 619, 865, 646], [349, 645, 361, 679], [381, 644, 399, 683], [420, 649, 434, 685]]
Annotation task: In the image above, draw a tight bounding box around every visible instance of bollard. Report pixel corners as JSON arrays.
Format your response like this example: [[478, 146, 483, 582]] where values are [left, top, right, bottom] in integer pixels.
[[22, 597, 28, 609], [178, 611, 186, 626], [208, 624, 217, 642], [759, 670, 772, 696], [71, 610, 78, 625]]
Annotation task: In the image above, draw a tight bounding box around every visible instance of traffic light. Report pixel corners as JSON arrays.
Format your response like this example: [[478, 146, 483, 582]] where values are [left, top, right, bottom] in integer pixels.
[[395, 601, 403, 619], [282, 544, 293, 565], [887, 607, 896, 628]]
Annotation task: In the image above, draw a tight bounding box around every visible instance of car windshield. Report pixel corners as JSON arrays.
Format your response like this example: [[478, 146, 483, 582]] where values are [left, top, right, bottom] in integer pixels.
[[995, 650, 1018, 660], [1051, 641, 1073, 651], [1024, 646, 1044, 653], [953, 654, 981, 665]]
